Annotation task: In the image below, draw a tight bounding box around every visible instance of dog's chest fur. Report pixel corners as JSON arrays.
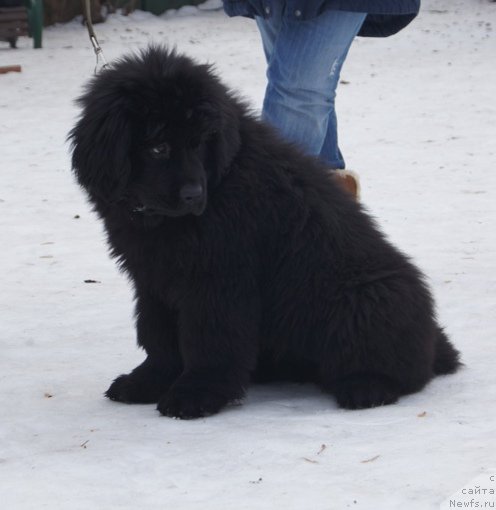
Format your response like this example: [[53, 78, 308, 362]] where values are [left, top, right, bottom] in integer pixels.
[[105, 214, 205, 306]]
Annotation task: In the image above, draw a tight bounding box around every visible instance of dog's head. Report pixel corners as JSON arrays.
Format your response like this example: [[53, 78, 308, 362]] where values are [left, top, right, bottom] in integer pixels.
[[69, 46, 243, 220]]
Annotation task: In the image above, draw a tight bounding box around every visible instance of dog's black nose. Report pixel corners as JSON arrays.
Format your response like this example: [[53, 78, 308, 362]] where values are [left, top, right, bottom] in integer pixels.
[[180, 183, 204, 204]]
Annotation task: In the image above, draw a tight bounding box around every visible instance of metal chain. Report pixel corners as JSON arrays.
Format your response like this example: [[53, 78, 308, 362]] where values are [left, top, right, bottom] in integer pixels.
[[82, 0, 109, 74]]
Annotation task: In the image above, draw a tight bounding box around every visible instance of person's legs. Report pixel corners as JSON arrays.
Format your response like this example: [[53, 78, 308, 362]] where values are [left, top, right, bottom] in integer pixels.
[[256, 9, 366, 168]]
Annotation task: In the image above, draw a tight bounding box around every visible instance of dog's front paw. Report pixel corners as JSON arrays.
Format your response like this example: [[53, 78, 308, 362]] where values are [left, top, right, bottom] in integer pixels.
[[105, 361, 175, 404], [157, 386, 229, 419], [334, 373, 400, 410], [105, 373, 162, 404], [157, 378, 241, 419]]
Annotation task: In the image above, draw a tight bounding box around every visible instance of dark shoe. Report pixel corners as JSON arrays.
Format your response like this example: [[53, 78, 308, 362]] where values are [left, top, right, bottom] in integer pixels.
[[332, 170, 361, 200]]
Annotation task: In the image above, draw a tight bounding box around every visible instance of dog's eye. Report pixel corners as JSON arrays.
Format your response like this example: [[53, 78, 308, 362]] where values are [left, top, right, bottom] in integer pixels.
[[149, 143, 170, 159]]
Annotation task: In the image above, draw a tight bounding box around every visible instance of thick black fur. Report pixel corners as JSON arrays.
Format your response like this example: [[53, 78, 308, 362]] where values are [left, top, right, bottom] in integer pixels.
[[69, 46, 460, 419]]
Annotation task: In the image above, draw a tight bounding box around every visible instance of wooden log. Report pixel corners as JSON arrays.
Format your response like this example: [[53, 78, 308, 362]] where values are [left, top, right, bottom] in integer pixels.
[[0, 65, 22, 74]]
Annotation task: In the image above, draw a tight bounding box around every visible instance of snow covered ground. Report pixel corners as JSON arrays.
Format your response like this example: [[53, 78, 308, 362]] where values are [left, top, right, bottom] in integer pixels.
[[1, 0, 495, 508]]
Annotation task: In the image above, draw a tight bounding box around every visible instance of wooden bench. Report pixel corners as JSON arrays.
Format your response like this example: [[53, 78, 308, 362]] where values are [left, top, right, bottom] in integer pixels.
[[0, 6, 28, 48], [0, 1, 43, 49]]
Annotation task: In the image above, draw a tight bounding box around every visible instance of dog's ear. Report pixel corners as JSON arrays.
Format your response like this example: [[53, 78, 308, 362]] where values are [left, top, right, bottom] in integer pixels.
[[199, 93, 242, 184], [69, 94, 132, 203], [211, 101, 241, 172]]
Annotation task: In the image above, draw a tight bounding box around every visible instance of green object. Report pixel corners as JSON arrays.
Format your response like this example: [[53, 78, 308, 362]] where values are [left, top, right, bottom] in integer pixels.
[[141, 0, 204, 15], [24, 0, 43, 48]]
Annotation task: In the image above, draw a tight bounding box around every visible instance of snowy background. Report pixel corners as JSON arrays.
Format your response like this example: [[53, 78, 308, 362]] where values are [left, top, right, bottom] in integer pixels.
[[1, 0, 495, 508]]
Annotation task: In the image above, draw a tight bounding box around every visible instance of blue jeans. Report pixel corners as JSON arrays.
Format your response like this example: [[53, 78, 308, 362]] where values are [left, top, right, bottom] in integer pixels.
[[256, 8, 366, 168]]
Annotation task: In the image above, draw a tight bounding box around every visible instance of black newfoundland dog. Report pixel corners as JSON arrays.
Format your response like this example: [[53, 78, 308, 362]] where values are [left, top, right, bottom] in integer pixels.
[[69, 46, 460, 419]]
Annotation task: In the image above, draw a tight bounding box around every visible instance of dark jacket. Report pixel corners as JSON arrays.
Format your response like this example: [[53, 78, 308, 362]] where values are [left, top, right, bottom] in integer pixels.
[[222, 0, 421, 37]]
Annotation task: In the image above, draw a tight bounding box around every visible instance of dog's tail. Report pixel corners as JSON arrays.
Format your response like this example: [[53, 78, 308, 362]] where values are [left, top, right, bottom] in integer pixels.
[[433, 328, 462, 375]]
